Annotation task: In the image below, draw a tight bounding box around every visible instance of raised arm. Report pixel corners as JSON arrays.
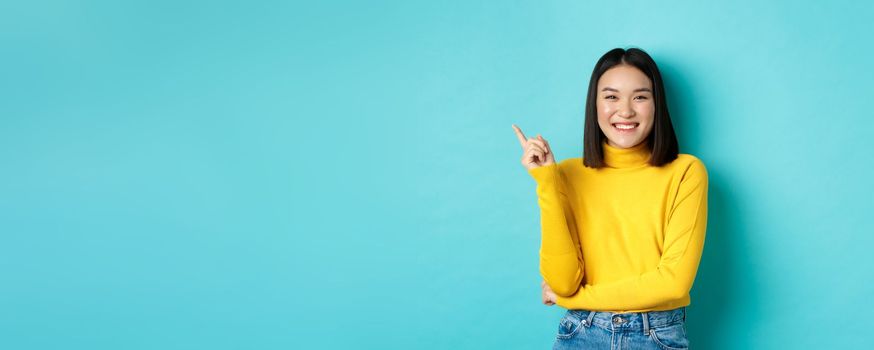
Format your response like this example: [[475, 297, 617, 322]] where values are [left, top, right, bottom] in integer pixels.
[[554, 159, 708, 310], [528, 162, 584, 297], [513, 124, 584, 296]]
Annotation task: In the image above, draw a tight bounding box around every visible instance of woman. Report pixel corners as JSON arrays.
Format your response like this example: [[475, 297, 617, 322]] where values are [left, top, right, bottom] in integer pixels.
[[512, 47, 708, 349]]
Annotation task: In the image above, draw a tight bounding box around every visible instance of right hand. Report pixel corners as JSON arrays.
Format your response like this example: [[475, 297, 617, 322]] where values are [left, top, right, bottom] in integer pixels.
[[512, 124, 555, 171]]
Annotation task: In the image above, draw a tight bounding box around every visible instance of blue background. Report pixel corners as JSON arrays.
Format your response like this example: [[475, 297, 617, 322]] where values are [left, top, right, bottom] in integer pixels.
[[2, 0, 873, 348]]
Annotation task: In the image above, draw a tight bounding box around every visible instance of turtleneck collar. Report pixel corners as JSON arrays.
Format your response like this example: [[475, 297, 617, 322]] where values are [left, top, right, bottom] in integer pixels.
[[602, 139, 652, 169]]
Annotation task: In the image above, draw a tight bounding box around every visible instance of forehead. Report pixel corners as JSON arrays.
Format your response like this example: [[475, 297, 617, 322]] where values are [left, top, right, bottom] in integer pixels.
[[597, 65, 652, 90]]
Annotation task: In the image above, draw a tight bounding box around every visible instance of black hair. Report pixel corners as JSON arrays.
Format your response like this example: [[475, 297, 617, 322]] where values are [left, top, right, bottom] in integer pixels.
[[582, 47, 679, 168]]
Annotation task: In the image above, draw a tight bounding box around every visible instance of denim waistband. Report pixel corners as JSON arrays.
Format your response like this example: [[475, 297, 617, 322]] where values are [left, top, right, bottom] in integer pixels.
[[566, 307, 686, 335]]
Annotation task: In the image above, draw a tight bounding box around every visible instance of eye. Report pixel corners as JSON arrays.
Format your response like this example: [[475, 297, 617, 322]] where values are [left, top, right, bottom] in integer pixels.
[[605, 95, 617, 100], [634, 95, 648, 100]]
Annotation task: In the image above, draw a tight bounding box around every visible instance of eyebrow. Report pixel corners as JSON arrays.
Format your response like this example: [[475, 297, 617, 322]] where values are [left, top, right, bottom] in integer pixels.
[[601, 87, 652, 93]]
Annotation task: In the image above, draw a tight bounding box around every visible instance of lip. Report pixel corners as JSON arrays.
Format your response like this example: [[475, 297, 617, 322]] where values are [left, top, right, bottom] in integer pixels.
[[612, 122, 639, 133]]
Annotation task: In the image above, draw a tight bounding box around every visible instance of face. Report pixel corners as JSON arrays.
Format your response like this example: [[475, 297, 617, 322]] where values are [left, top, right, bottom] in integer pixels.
[[596, 64, 656, 149]]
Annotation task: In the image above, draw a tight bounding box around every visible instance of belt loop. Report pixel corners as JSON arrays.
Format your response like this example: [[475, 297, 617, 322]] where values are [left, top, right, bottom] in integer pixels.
[[683, 307, 687, 321], [642, 311, 651, 336], [584, 310, 597, 327]]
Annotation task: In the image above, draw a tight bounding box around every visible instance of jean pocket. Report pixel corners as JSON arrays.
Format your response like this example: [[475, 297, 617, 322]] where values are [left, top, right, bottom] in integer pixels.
[[647, 322, 689, 350], [555, 312, 582, 339]]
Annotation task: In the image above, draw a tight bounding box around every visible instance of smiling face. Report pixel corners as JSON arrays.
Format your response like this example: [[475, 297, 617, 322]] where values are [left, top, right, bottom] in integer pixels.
[[596, 64, 656, 149]]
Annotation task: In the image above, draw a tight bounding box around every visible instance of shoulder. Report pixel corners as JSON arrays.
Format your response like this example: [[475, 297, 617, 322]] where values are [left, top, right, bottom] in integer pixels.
[[675, 153, 707, 170], [672, 153, 708, 183]]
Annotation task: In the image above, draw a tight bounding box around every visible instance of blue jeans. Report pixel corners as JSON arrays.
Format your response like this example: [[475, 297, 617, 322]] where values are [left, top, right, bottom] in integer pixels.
[[552, 307, 689, 350]]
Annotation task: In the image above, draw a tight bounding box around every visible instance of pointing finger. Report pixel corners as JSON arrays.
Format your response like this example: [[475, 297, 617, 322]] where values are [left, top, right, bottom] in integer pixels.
[[512, 124, 528, 148]]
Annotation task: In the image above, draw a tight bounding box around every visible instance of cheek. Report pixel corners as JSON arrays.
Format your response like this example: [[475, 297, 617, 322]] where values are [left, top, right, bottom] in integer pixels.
[[638, 102, 655, 116], [597, 113, 610, 126], [598, 102, 616, 115], [634, 105, 654, 126], [597, 103, 616, 122]]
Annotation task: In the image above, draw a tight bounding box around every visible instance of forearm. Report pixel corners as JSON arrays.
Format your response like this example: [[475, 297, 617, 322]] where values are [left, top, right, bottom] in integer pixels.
[[529, 163, 584, 296], [554, 260, 698, 310]]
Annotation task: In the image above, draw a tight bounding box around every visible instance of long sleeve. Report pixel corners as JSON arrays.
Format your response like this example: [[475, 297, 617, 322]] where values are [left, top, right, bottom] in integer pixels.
[[528, 162, 584, 297], [555, 160, 708, 310]]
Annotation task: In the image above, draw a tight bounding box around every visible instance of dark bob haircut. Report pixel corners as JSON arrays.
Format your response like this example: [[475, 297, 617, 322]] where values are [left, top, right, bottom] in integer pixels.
[[583, 47, 679, 168]]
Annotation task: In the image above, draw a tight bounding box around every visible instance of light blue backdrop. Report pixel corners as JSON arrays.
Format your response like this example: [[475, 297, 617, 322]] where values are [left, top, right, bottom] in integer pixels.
[[2, 1, 872, 349]]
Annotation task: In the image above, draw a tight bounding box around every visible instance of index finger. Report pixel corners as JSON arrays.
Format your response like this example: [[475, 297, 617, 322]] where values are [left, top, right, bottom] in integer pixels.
[[511, 124, 528, 148]]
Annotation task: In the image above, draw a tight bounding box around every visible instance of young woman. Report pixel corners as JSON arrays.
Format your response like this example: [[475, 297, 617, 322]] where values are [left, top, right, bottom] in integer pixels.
[[512, 47, 708, 349]]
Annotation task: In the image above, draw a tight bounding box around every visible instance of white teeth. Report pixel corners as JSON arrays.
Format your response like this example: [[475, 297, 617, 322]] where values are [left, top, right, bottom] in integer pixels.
[[614, 124, 637, 130]]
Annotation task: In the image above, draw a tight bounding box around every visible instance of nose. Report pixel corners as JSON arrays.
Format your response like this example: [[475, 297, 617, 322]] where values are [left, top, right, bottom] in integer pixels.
[[616, 100, 635, 118], [616, 105, 635, 118]]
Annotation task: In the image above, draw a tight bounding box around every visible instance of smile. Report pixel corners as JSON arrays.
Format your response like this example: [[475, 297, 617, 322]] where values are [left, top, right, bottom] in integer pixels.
[[612, 123, 639, 132]]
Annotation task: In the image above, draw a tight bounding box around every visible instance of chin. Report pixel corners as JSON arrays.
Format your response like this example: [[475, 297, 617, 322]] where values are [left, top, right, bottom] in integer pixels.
[[606, 136, 645, 149]]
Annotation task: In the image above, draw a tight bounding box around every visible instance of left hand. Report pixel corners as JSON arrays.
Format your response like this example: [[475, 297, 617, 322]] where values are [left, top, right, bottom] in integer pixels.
[[541, 279, 557, 306]]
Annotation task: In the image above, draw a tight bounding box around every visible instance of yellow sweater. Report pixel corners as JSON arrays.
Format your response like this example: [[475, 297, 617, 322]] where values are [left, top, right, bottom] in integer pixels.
[[528, 139, 708, 313]]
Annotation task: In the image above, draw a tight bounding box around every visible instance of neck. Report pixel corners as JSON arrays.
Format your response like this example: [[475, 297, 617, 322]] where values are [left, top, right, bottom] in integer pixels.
[[602, 139, 651, 168]]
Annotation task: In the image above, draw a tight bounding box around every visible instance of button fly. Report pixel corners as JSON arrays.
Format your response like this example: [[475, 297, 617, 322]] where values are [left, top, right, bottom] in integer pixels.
[[612, 316, 624, 324]]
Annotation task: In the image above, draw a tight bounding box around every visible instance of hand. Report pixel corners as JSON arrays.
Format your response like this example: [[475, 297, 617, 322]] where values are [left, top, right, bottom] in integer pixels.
[[542, 279, 557, 306], [512, 124, 555, 171]]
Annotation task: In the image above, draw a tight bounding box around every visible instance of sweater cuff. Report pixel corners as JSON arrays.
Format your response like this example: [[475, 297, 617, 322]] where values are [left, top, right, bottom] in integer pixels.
[[527, 163, 559, 184]]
